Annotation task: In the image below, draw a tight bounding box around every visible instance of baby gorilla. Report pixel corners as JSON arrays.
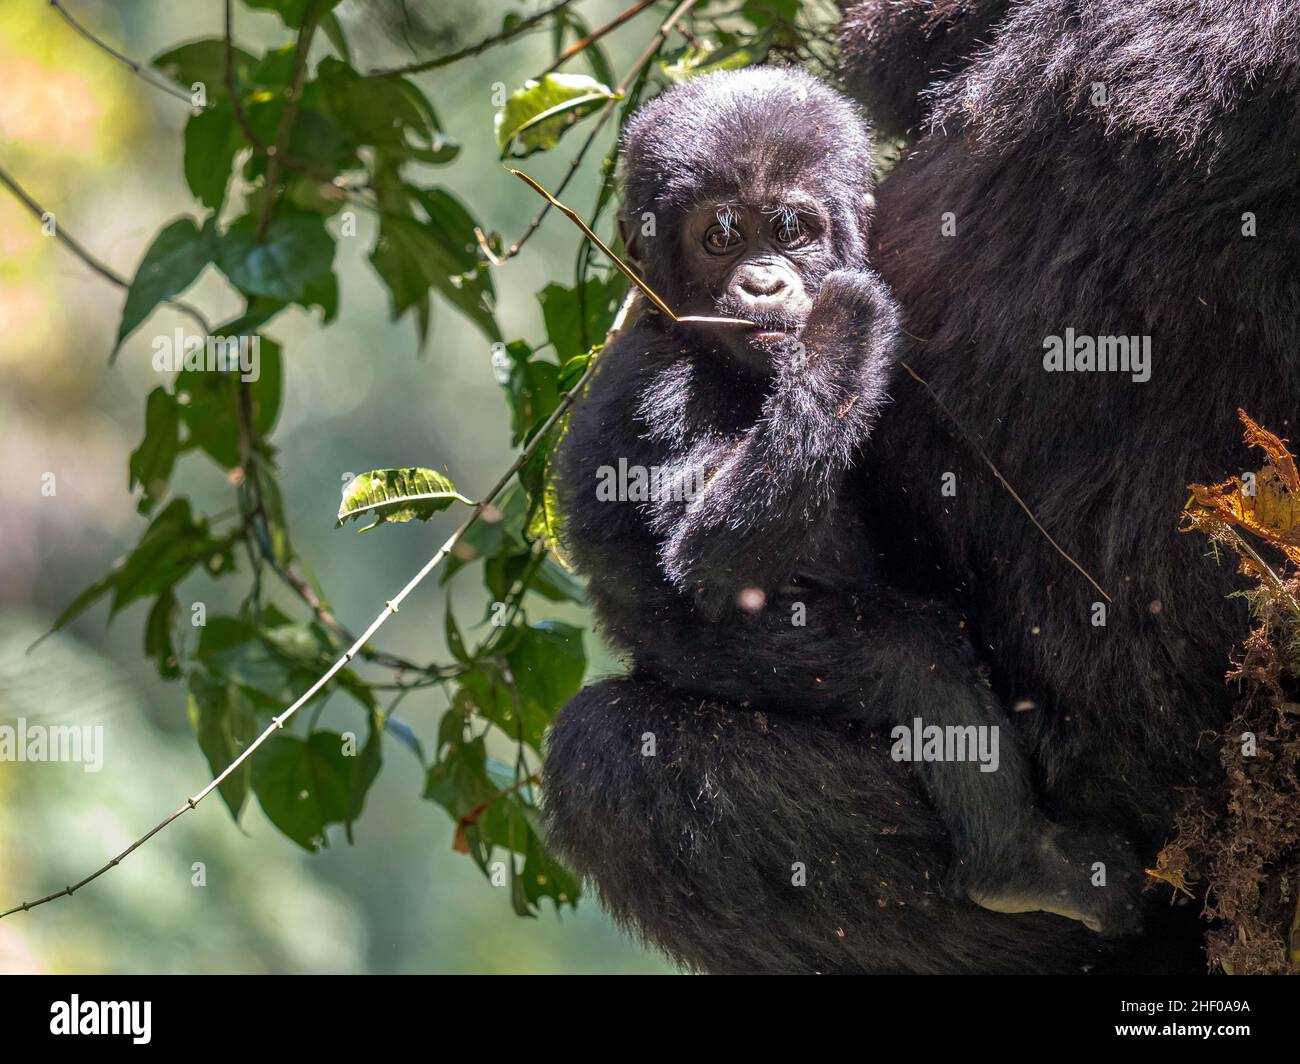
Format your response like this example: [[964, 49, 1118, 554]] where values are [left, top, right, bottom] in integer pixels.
[[553, 67, 1139, 935]]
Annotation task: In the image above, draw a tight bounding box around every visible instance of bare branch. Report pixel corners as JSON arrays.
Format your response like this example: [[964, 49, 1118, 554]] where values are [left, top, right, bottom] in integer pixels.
[[0, 164, 211, 335], [0, 290, 638, 922], [50, 0, 197, 106], [539, 0, 660, 77], [368, 0, 579, 77]]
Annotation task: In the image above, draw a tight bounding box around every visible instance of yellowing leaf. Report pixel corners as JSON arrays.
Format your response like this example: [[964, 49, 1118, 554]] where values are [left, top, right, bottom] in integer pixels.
[[337, 467, 472, 532], [1184, 410, 1300, 564], [495, 74, 619, 159]]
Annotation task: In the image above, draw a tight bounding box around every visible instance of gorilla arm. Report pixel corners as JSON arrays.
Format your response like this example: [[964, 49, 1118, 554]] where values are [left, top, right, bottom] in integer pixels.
[[659, 270, 898, 612]]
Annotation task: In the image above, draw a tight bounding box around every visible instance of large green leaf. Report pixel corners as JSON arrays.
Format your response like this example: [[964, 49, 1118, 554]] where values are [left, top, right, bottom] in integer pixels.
[[114, 217, 215, 353], [152, 39, 257, 100], [241, 100, 356, 178], [183, 108, 240, 211], [538, 276, 622, 361], [369, 198, 500, 345], [251, 731, 357, 852], [129, 386, 181, 514], [316, 57, 458, 162], [337, 468, 472, 531], [188, 669, 259, 820], [495, 73, 620, 158], [456, 621, 585, 752], [176, 334, 282, 469], [505, 620, 585, 742], [196, 616, 301, 702], [216, 214, 335, 303]]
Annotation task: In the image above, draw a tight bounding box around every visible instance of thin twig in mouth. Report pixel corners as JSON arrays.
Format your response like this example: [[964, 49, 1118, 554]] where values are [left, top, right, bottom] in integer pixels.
[[510, 169, 1111, 604]]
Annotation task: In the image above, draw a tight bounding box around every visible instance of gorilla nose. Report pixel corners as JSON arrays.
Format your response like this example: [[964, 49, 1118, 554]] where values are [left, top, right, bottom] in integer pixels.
[[738, 270, 788, 297]]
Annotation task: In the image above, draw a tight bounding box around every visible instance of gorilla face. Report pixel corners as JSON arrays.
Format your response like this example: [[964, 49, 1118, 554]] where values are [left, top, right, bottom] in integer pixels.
[[679, 194, 828, 350], [617, 67, 875, 371]]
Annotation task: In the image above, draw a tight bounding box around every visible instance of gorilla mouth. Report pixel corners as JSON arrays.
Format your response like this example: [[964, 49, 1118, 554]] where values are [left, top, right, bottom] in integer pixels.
[[713, 296, 803, 342]]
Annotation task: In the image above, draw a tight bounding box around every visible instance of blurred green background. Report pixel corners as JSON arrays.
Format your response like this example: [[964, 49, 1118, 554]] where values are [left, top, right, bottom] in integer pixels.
[[0, 0, 673, 974]]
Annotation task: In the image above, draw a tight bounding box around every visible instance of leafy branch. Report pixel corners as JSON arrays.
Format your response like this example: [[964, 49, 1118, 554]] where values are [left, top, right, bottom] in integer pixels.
[[0, 287, 634, 921], [3, 0, 832, 921], [477, 0, 704, 263]]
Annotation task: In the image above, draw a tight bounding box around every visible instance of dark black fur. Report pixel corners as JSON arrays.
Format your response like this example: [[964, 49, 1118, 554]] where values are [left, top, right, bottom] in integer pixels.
[[546, 1, 1300, 973], [855, 0, 1300, 968], [543, 65, 1150, 969]]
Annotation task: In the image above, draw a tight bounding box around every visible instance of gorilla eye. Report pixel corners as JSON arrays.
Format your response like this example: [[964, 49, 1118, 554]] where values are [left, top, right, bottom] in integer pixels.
[[703, 223, 741, 255], [774, 216, 805, 247]]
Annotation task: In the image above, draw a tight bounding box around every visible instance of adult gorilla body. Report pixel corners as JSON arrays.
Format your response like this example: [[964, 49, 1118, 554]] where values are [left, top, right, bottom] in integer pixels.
[[544, 1, 1300, 973]]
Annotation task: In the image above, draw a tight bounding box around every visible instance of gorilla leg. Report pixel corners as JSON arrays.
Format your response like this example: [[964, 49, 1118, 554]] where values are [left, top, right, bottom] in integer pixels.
[[630, 594, 1144, 935], [542, 676, 1173, 974]]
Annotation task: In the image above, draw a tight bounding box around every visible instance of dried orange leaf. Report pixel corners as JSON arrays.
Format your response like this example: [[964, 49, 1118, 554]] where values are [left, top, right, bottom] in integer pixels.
[[1184, 411, 1300, 562], [1239, 408, 1300, 493]]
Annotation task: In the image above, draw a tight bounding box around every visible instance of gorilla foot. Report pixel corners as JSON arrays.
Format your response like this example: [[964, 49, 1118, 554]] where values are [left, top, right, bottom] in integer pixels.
[[965, 824, 1145, 938]]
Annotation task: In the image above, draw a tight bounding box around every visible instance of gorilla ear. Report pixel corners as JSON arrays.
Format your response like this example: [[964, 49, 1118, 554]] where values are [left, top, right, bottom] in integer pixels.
[[619, 215, 643, 264]]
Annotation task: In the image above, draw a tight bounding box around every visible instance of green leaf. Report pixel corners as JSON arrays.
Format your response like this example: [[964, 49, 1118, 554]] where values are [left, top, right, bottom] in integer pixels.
[[197, 616, 300, 702], [456, 621, 585, 752], [145, 590, 182, 680], [520, 809, 581, 909], [216, 214, 335, 303], [300, 269, 339, 323], [496, 340, 560, 446], [557, 352, 591, 391], [188, 669, 258, 820], [539, 275, 623, 361], [176, 334, 282, 469], [319, 10, 352, 62], [741, 0, 802, 28], [522, 433, 571, 569], [337, 468, 472, 531], [495, 73, 620, 158], [251, 731, 357, 851], [370, 199, 500, 345], [152, 39, 257, 100], [114, 217, 215, 353], [346, 709, 384, 839], [317, 57, 458, 162], [241, 100, 357, 178], [423, 712, 487, 817], [529, 554, 586, 604], [556, 11, 615, 88], [506, 620, 585, 743], [368, 214, 434, 344], [129, 386, 181, 515], [183, 107, 240, 211], [444, 600, 473, 665], [660, 32, 771, 83], [257, 461, 295, 566]]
